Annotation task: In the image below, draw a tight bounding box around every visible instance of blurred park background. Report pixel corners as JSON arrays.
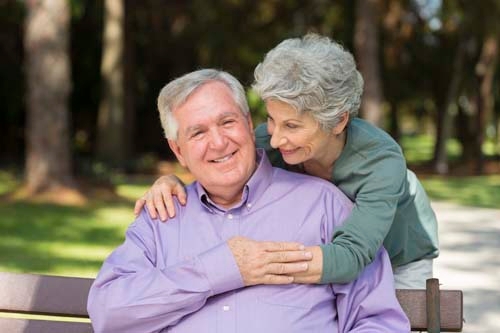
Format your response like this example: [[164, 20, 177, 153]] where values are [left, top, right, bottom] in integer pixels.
[[1, 0, 500, 281]]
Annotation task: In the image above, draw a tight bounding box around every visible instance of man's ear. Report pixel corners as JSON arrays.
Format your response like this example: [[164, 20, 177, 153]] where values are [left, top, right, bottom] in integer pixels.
[[167, 139, 187, 167], [332, 112, 349, 135], [246, 113, 255, 141]]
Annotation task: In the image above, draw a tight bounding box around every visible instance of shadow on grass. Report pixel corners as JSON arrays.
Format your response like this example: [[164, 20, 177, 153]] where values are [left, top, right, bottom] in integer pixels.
[[0, 244, 106, 276], [0, 201, 130, 275]]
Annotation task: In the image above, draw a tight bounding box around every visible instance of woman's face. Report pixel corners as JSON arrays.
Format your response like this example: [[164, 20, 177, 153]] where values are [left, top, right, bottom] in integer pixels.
[[266, 99, 344, 166]]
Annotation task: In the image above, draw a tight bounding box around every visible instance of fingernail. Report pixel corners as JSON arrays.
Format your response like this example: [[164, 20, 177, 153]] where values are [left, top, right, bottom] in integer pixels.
[[304, 252, 312, 259], [300, 263, 308, 269], [298, 245, 305, 250]]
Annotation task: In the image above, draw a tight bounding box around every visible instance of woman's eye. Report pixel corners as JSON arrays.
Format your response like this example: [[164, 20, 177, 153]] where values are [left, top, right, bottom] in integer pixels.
[[286, 123, 298, 129]]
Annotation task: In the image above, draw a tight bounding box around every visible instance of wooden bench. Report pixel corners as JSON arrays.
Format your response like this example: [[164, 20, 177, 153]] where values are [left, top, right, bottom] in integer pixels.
[[0, 272, 463, 332]]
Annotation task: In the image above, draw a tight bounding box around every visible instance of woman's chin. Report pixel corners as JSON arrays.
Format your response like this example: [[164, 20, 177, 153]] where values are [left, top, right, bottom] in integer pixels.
[[281, 155, 304, 166]]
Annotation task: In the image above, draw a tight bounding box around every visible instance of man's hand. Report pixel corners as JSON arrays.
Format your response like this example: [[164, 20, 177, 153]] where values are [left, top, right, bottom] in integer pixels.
[[134, 175, 187, 221], [227, 236, 313, 286], [288, 246, 323, 284]]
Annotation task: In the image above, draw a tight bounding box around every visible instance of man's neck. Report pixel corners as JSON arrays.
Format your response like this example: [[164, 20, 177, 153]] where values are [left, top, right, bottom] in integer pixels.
[[206, 187, 245, 209]]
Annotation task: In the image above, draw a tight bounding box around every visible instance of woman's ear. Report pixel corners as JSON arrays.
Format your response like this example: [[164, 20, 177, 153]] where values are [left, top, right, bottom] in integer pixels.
[[332, 112, 349, 135]]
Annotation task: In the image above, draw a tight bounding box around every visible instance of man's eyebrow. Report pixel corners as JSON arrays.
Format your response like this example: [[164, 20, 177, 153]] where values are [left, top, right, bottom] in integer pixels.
[[184, 124, 203, 135], [218, 111, 241, 119]]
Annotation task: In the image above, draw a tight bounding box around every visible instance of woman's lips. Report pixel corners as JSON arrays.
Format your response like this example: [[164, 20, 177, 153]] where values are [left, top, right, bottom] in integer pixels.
[[279, 148, 298, 156]]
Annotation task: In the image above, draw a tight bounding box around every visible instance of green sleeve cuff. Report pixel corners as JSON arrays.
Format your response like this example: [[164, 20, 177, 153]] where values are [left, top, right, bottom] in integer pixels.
[[319, 243, 335, 284], [319, 242, 364, 284]]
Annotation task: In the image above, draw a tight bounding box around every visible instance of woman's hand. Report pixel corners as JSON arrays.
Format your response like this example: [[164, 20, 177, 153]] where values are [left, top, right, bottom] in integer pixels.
[[288, 246, 323, 284], [227, 236, 313, 286], [134, 175, 187, 221]]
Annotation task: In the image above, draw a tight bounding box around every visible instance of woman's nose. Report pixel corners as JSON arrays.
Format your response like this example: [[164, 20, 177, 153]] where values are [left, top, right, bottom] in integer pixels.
[[269, 127, 285, 148]]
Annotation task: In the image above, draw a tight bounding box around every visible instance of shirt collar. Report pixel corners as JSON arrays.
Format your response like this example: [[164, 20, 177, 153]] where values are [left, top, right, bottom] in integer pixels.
[[196, 148, 273, 213]]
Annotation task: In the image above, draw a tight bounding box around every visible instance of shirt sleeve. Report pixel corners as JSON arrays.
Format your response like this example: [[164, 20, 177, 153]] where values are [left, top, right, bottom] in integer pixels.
[[87, 211, 243, 333], [320, 150, 407, 283], [334, 248, 411, 332]]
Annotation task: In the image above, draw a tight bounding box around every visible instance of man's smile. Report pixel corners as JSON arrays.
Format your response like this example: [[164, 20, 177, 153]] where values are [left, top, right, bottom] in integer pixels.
[[210, 151, 236, 163]]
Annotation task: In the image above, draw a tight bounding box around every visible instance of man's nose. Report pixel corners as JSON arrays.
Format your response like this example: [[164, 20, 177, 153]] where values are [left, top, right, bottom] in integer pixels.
[[209, 128, 227, 149]]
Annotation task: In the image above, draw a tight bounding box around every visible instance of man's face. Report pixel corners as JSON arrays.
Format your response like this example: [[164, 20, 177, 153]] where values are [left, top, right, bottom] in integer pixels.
[[168, 81, 256, 203]]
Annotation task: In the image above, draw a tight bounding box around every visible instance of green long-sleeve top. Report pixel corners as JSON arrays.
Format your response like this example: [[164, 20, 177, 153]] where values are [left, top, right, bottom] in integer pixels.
[[255, 117, 439, 284]]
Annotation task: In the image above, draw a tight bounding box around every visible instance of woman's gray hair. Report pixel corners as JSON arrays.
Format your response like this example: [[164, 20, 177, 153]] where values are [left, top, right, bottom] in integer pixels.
[[252, 33, 363, 131], [158, 69, 250, 140]]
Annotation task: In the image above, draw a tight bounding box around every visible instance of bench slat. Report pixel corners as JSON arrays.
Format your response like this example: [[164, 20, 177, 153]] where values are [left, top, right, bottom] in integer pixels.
[[0, 317, 92, 333], [396, 289, 463, 331], [0, 272, 92, 317]]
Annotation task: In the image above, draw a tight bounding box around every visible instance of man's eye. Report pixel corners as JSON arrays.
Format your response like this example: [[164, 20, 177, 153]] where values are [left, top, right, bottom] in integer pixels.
[[190, 131, 203, 139], [223, 119, 235, 125]]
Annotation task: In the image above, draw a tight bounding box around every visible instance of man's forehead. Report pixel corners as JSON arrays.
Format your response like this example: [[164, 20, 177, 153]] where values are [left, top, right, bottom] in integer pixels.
[[185, 110, 241, 126]]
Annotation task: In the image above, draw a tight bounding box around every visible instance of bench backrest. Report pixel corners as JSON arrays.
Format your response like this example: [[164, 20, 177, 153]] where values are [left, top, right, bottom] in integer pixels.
[[0, 272, 93, 333], [0, 272, 463, 332]]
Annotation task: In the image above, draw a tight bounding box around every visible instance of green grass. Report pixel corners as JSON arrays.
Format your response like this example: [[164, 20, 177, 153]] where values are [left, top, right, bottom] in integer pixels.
[[0, 170, 19, 196], [400, 134, 462, 165], [400, 133, 499, 165], [420, 175, 500, 209], [0, 174, 153, 277], [400, 134, 500, 208]]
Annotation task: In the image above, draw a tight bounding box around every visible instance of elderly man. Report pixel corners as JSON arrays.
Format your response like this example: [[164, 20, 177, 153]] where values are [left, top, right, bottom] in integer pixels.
[[87, 69, 410, 332]]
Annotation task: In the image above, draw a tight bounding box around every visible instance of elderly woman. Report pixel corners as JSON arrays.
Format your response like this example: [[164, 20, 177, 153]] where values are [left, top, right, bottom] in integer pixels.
[[136, 33, 439, 289]]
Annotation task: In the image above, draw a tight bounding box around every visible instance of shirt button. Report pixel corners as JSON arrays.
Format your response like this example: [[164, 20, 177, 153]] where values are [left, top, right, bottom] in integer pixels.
[[222, 305, 230, 311], [227, 214, 233, 220], [246, 203, 252, 208]]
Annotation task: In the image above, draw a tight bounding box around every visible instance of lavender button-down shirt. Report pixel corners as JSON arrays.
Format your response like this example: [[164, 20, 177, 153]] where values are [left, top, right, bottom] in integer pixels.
[[88, 150, 410, 332]]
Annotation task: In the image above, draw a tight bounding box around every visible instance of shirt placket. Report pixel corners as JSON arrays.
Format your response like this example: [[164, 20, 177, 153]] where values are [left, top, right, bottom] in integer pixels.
[[216, 209, 240, 332]]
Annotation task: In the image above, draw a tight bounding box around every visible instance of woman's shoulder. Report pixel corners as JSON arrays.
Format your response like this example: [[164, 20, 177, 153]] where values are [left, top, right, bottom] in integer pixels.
[[254, 122, 269, 139], [254, 123, 272, 149], [350, 118, 398, 145], [346, 118, 403, 157], [336, 118, 406, 180]]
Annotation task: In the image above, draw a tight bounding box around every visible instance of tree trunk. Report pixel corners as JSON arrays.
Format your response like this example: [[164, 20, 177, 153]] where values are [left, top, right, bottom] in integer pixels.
[[474, 35, 498, 174], [456, 98, 476, 162], [96, 0, 126, 165], [354, 0, 384, 127], [123, 0, 136, 167], [432, 40, 467, 174], [24, 0, 75, 194]]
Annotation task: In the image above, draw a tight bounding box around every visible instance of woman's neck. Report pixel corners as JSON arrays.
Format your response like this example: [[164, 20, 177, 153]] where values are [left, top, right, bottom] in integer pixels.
[[302, 130, 347, 180]]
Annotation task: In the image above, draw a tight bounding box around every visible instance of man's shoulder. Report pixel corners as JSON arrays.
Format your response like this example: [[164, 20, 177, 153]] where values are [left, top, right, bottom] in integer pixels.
[[271, 167, 351, 203]]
